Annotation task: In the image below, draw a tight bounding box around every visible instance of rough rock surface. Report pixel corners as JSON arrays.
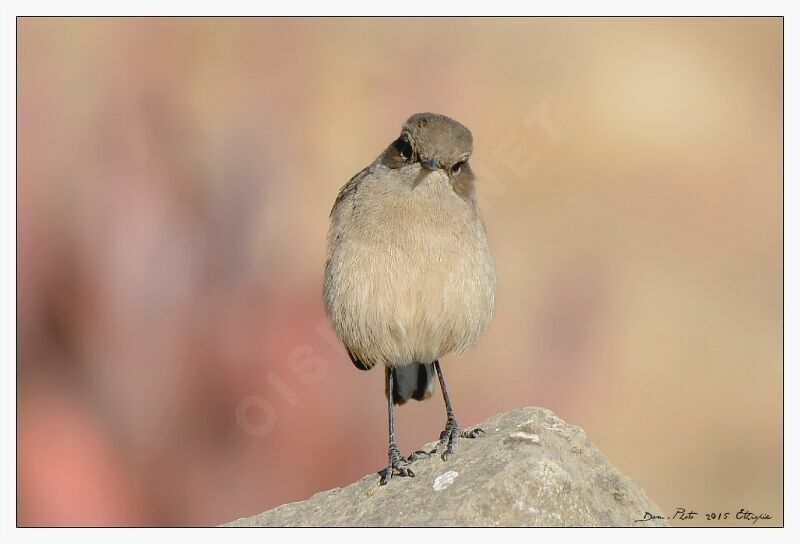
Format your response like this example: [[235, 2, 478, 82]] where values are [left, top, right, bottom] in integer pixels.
[[224, 407, 667, 527]]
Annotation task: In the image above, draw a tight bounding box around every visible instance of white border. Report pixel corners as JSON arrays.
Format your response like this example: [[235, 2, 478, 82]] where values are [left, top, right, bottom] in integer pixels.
[[3, 2, 795, 543], [0, 0, 792, 16]]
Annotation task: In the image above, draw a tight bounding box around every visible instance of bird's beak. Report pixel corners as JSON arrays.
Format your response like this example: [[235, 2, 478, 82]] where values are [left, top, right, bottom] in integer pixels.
[[422, 157, 440, 170]]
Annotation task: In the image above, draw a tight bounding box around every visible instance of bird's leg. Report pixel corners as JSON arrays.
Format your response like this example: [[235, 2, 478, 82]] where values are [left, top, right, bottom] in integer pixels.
[[379, 368, 414, 485], [431, 360, 485, 461]]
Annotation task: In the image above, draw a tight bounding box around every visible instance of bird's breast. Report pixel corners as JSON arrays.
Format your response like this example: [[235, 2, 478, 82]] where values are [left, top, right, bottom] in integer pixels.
[[325, 169, 496, 367]]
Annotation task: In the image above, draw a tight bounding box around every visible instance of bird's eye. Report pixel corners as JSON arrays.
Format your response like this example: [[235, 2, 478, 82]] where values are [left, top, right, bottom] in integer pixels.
[[452, 161, 465, 175], [394, 138, 413, 161]]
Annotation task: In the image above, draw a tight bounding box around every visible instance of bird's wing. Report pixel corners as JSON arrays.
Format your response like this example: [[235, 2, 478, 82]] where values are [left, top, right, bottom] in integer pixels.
[[346, 347, 372, 371], [328, 166, 374, 371]]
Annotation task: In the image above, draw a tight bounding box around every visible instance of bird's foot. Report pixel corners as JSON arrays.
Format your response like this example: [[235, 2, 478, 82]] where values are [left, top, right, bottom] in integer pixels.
[[379, 443, 415, 485], [431, 417, 485, 461]]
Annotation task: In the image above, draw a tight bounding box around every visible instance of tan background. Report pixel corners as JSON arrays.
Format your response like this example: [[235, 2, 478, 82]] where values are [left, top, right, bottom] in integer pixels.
[[17, 17, 782, 526]]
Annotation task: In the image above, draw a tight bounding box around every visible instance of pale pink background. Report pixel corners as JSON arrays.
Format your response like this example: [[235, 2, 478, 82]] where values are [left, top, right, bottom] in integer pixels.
[[17, 17, 782, 526]]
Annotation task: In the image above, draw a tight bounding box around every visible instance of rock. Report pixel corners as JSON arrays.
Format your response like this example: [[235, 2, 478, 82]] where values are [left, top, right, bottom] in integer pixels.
[[223, 407, 667, 527]]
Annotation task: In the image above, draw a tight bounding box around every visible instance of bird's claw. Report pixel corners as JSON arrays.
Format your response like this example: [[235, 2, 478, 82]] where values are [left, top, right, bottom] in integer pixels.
[[431, 419, 485, 461], [379, 445, 416, 485], [462, 427, 485, 439], [408, 449, 432, 462]]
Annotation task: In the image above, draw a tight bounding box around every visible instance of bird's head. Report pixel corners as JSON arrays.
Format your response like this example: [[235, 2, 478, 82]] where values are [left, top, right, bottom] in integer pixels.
[[382, 112, 475, 198]]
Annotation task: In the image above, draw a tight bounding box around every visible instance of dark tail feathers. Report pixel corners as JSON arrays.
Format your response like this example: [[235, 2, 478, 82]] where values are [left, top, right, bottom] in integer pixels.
[[388, 362, 436, 405]]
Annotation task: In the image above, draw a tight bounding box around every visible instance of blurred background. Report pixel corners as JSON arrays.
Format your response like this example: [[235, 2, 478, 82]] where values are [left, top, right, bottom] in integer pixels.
[[17, 17, 782, 526]]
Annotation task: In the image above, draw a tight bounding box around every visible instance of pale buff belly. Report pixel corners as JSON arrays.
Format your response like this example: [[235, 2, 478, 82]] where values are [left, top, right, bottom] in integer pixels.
[[325, 174, 496, 368]]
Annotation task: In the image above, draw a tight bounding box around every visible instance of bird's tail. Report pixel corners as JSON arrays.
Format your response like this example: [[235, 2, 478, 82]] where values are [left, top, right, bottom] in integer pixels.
[[388, 362, 436, 405]]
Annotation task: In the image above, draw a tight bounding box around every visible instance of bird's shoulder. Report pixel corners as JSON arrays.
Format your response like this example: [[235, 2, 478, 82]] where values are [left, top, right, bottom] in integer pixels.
[[329, 165, 371, 218]]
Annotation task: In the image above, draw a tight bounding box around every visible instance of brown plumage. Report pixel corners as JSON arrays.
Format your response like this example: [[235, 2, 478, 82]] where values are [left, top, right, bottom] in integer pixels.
[[323, 113, 496, 483]]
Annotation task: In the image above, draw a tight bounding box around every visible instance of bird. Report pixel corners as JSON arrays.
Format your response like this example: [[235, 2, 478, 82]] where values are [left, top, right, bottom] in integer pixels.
[[323, 113, 496, 484]]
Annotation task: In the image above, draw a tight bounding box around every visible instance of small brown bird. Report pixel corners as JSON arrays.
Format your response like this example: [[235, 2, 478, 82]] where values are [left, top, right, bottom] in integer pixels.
[[324, 113, 496, 484]]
